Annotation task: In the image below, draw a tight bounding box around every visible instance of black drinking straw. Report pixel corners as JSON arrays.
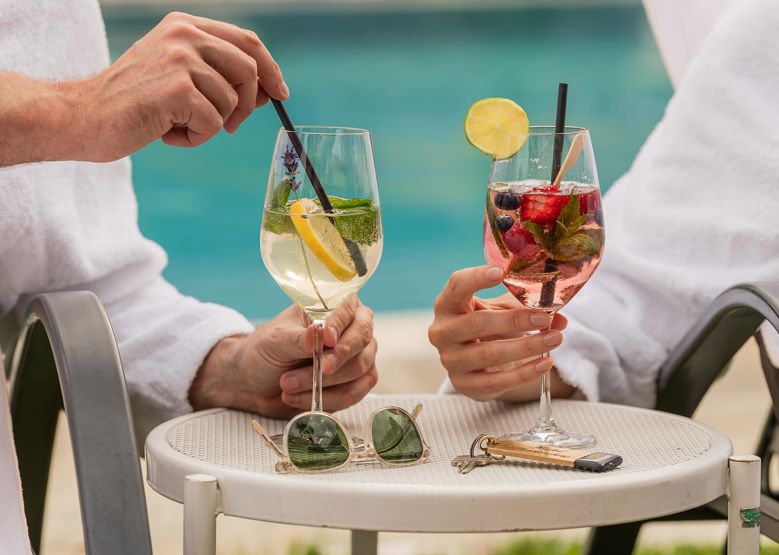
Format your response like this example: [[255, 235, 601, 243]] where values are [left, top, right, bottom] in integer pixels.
[[550, 83, 568, 184], [272, 99, 334, 212], [270, 99, 368, 276], [539, 83, 568, 308]]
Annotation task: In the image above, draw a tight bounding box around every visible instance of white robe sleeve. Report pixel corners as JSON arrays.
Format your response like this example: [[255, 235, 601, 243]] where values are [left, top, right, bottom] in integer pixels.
[[103, 277, 254, 441], [553, 0, 779, 407]]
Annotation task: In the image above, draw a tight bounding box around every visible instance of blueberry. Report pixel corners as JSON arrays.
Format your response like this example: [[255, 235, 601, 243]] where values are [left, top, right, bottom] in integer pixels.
[[496, 214, 514, 232], [495, 191, 520, 210], [594, 209, 604, 227]]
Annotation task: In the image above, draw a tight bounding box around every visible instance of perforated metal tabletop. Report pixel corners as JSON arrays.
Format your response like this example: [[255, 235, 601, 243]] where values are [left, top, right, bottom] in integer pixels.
[[146, 395, 732, 534]]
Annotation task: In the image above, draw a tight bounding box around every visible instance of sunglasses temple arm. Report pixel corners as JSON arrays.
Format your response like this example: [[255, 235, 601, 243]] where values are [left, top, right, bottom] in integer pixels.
[[251, 420, 285, 458], [411, 404, 423, 420]]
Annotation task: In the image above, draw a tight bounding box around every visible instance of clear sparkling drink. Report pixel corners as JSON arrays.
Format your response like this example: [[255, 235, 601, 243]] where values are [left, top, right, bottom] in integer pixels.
[[261, 199, 382, 319], [484, 180, 604, 311]]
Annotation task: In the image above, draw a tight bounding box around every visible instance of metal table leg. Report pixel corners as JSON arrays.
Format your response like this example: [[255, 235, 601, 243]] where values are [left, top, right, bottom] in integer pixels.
[[351, 530, 378, 555], [184, 474, 218, 555], [728, 455, 761, 554]]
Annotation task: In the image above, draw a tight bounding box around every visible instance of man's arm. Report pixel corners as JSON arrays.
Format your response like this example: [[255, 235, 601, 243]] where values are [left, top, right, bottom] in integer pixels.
[[0, 12, 289, 167], [0, 73, 84, 165]]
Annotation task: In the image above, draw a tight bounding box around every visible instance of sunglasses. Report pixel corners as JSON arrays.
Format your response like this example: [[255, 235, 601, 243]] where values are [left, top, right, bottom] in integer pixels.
[[251, 404, 430, 473]]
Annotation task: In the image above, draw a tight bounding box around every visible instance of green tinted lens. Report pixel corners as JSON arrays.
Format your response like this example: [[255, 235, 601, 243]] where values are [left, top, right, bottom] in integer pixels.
[[287, 413, 350, 471], [371, 408, 424, 464]]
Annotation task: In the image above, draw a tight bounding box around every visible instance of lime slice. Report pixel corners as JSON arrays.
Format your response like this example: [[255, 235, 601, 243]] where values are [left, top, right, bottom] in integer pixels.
[[464, 98, 530, 159], [290, 199, 357, 281]]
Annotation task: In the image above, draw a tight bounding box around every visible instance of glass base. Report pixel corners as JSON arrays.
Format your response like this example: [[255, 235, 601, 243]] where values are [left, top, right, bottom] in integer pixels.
[[499, 428, 596, 449]]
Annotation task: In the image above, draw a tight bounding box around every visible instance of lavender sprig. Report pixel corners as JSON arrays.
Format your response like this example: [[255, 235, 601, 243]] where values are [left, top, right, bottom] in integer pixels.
[[281, 144, 300, 191]]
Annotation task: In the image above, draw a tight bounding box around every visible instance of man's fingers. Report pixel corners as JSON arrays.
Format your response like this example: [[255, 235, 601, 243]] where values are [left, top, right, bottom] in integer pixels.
[[280, 339, 377, 394], [258, 321, 310, 364], [282, 367, 378, 411], [316, 296, 362, 349], [433, 266, 504, 315], [321, 305, 374, 375], [188, 16, 289, 100], [432, 309, 552, 346], [161, 89, 223, 147], [255, 82, 270, 107], [451, 357, 553, 401], [190, 62, 239, 121], [440, 331, 563, 374], [192, 30, 259, 130]]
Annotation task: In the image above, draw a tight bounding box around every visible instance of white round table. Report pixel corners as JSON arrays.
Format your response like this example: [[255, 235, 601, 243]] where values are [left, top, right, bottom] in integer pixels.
[[145, 395, 748, 555]]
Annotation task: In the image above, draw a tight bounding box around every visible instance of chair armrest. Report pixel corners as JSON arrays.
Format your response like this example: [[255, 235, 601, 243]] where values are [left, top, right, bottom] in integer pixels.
[[9, 291, 152, 555], [656, 282, 779, 417]]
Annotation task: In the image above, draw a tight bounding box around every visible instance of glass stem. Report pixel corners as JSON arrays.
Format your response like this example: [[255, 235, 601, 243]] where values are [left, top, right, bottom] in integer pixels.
[[534, 314, 558, 433], [311, 319, 326, 412]]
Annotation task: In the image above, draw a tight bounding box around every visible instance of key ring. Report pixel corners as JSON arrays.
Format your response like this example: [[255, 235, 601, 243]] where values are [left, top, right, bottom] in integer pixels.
[[469, 434, 505, 460]]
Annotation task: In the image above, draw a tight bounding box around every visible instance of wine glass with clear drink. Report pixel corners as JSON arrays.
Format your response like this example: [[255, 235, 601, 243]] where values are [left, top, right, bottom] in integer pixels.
[[483, 127, 604, 448], [261, 126, 382, 412]]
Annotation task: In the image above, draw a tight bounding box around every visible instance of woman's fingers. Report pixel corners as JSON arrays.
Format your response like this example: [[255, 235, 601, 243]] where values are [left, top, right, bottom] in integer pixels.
[[450, 357, 553, 401], [431, 308, 552, 346], [440, 330, 563, 374], [433, 266, 504, 315]]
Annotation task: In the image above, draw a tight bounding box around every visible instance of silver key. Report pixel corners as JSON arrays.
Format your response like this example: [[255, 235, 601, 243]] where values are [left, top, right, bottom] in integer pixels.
[[452, 455, 471, 467], [452, 454, 494, 474]]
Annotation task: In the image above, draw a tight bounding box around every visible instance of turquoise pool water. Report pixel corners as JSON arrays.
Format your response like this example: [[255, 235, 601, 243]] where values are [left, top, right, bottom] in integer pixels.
[[104, 5, 671, 320]]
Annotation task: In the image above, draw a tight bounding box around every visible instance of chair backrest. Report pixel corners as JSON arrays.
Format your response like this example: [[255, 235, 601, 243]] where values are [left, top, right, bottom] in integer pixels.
[[9, 291, 153, 555]]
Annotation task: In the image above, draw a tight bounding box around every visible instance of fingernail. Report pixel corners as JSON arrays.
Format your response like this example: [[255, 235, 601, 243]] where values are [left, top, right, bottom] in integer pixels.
[[282, 393, 297, 405], [486, 267, 503, 281], [329, 326, 339, 343], [280, 82, 290, 98], [530, 313, 552, 327], [283, 376, 299, 391], [535, 358, 552, 373], [542, 331, 563, 346], [325, 354, 338, 374]]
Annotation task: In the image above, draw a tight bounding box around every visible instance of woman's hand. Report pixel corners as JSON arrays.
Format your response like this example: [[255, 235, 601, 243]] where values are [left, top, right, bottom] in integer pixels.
[[428, 265, 568, 401]]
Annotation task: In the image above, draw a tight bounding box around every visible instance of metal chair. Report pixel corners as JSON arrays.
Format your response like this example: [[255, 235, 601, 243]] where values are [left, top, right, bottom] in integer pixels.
[[8, 291, 153, 555], [583, 282, 779, 554]]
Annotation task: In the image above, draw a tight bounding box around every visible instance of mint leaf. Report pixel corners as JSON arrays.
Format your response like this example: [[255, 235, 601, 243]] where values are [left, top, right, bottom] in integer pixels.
[[552, 230, 602, 261], [329, 197, 373, 209], [272, 178, 292, 209], [557, 195, 579, 226], [486, 192, 509, 257], [570, 214, 587, 232], [521, 220, 552, 252], [507, 253, 544, 274], [262, 209, 296, 235], [554, 221, 569, 240], [334, 205, 381, 245]]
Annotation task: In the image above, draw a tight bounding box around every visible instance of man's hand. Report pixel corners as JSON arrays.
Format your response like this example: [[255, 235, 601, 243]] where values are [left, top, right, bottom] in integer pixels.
[[0, 12, 288, 166], [189, 296, 378, 419], [428, 265, 572, 402]]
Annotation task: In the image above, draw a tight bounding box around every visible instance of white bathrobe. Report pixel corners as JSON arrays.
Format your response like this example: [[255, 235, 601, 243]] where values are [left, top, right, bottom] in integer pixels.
[[0, 0, 255, 442], [552, 0, 779, 406]]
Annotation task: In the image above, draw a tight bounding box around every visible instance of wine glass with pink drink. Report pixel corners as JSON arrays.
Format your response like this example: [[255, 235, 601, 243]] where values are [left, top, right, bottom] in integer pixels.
[[465, 91, 604, 447], [468, 92, 604, 448]]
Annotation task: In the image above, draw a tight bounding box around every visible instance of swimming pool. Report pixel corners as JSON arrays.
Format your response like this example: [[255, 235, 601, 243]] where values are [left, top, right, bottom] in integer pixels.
[[104, 4, 671, 320]]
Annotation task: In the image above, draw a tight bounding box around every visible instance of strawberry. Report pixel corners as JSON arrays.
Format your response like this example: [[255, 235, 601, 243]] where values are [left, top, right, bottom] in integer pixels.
[[503, 223, 541, 259], [578, 189, 602, 216], [519, 193, 570, 226]]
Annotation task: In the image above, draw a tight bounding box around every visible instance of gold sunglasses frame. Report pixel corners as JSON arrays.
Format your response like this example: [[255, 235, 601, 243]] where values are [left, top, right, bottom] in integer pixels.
[[252, 404, 431, 474]]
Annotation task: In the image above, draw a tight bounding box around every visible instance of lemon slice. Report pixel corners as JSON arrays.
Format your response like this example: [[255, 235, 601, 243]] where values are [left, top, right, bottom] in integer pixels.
[[464, 98, 530, 159], [290, 198, 357, 282]]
